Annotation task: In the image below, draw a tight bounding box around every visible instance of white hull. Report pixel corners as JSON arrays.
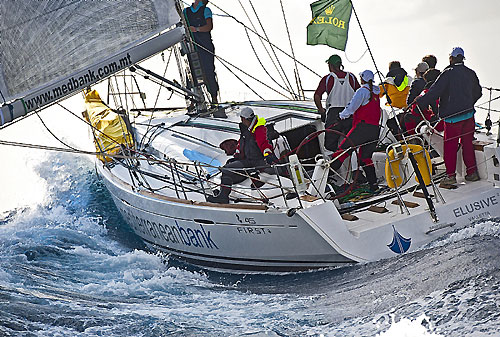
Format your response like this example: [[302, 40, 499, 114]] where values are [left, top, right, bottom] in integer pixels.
[[98, 164, 354, 272], [97, 154, 500, 272], [91, 101, 500, 272]]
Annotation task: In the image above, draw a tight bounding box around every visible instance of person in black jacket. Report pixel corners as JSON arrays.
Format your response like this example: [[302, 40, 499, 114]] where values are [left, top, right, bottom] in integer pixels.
[[207, 108, 278, 203], [184, 0, 219, 104], [416, 47, 482, 186], [407, 61, 429, 105]]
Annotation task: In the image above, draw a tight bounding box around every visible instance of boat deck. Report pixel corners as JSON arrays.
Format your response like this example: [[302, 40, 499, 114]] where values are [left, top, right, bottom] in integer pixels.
[[344, 178, 498, 235]]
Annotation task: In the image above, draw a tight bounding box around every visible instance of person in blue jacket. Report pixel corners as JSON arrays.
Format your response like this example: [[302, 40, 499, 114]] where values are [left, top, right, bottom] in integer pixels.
[[416, 47, 482, 186], [184, 0, 219, 104]]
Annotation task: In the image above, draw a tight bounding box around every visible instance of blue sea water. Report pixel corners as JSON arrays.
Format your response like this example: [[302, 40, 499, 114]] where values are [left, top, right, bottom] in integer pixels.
[[1, 149, 500, 336]]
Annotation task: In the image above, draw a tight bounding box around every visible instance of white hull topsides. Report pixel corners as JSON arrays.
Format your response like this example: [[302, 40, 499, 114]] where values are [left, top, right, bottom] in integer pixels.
[[96, 102, 500, 272]]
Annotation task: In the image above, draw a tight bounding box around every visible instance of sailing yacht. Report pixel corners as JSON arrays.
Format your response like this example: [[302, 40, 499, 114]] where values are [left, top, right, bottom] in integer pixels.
[[1, 0, 499, 272]]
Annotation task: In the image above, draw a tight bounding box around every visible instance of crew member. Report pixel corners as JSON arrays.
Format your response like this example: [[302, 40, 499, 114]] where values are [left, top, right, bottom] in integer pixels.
[[422, 54, 438, 70], [314, 54, 360, 151], [208, 107, 278, 204], [407, 61, 429, 105], [404, 68, 442, 135], [380, 61, 412, 139], [331, 70, 381, 192], [416, 47, 482, 186], [184, 0, 219, 104]]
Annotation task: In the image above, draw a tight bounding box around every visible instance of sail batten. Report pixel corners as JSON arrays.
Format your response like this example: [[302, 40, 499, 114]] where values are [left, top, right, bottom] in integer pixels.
[[0, 0, 181, 125]]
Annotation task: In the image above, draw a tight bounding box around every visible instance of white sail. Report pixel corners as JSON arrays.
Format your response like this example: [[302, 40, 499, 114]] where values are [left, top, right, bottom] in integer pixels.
[[0, 0, 182, 125]]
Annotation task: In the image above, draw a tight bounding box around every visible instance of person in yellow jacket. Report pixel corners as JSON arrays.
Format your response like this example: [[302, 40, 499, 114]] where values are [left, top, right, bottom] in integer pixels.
[[379, 61, 412, 108], [379, 61, 412, 139]]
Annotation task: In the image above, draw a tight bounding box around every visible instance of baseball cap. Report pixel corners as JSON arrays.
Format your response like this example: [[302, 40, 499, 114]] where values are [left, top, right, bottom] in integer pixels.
[[326, 54, 342, 66], [239, 107, 255, 119], [359, 70, 374, 82], [450, 47, 465, 58], [414, 62, 429, 73]]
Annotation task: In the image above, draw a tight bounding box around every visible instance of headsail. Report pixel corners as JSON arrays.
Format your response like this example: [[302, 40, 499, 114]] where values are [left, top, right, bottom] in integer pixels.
[[0, 0, 183, 126]]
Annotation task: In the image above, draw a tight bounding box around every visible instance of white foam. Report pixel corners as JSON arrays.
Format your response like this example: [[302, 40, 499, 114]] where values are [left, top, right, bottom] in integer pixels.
[[0, 97, 93, 213], [376, 314, 443, 337], [425, 219, 500, 250]]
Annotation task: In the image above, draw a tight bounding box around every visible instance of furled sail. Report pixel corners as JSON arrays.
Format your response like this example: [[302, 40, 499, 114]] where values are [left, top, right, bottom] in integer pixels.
[[84, 89, 133, 162], [0, 0, 183, 126]]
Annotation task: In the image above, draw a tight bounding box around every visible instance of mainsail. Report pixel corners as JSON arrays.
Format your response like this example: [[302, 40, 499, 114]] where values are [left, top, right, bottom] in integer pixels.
[[0, 0, 183, 126]]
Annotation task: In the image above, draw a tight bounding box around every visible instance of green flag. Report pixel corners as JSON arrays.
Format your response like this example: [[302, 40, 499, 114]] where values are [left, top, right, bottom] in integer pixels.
[[307, 0, 352, 51]]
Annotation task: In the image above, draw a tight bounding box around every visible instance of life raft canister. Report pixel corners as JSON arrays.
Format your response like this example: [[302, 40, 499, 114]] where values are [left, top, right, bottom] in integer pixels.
[[385, 144, 432, 188]]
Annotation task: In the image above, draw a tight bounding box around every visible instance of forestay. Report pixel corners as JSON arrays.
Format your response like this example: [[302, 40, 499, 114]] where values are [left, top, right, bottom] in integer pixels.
[[0, 0, 182, 126]]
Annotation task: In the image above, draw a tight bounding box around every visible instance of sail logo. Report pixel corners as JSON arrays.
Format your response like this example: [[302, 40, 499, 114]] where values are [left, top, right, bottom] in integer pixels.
[[325, 5, 335, 15], [24, 53, 133, 111], [387, 225, 411, 254]]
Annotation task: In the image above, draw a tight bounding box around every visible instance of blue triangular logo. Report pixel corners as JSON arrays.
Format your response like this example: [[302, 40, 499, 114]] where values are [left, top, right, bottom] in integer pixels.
[[387, 225, 411, 254]]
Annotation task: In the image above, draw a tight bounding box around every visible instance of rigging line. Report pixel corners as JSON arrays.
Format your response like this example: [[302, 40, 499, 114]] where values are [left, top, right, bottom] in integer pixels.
[[0, 97, 78, 131], [247, 0, 296, 98], [123, 72, 131, 113], [344, 47, 369, 64], [207, 1, 321, 78], [238, 0, 295, 97], [482, 86, 500, 92], [476, 94, 500, 107], [0, 88, 6, 104], [237, 0, 295, 98], [347, 0, 383, 85], [34, 110, 80, 152], [243, 27, 293, 99], [56, 102, 127, 149], [136, 52, 172, 150], [348, 0, 408, 144], [476, 106, 500, 114], [0, 139, 99, 156], [153, 49, 174, 109], [217, 59, 265, 100], [113, 76, 124, 108], [191, 41, 289, 99], [279, 0, 302, 99]]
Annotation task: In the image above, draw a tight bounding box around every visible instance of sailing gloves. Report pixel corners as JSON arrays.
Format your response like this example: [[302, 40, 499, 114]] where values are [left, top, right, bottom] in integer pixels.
[[265, 153, 279, 165]]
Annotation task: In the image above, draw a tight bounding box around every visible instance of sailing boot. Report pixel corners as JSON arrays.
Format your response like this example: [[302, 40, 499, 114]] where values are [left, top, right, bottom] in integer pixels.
[[207, 177, 231, 204], [352, 170, 367, 185], [363, 165, 379, 193]]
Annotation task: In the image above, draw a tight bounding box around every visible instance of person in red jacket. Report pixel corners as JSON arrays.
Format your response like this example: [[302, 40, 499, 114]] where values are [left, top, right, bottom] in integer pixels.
[[331, 70, 381, 192], [314, 54, 360, 151], [208, 107, 278, 203]]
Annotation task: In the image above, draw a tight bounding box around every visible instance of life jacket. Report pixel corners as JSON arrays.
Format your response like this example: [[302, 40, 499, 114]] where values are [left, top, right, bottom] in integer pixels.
[[184, 4, 212, 46], [353, 91, 381, 127], [239, 116, 272, 162], [380, 83, 410, 109], [380, 68, 412, 109], [325, 72, 356, 108]]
